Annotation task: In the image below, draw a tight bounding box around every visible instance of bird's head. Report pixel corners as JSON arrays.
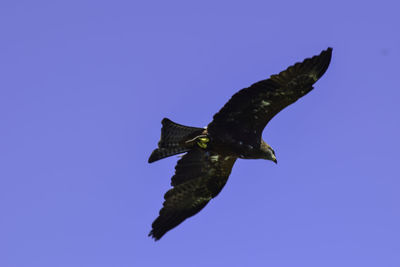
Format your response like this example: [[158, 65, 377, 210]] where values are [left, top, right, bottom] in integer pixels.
[[260, 140, 277, 164]]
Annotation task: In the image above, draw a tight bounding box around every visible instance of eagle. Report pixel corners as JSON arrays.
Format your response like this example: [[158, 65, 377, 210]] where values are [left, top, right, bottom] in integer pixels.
[[148, 48, 332, 240]]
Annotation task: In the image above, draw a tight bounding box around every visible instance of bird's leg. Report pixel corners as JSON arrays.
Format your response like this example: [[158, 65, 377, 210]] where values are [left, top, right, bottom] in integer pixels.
[[185, 134, 209, 149], [197, 136, 209, 149]]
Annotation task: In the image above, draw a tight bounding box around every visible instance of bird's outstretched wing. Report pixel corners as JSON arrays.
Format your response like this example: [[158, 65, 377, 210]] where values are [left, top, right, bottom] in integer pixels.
[[207, 48, 332, 146], [149, 149, 237, 240]]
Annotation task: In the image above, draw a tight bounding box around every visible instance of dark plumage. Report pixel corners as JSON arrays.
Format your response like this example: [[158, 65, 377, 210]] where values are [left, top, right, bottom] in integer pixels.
[[148, 48, 333, 240]]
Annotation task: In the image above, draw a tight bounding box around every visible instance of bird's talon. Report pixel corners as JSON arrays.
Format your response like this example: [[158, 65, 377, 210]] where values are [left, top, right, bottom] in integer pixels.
[[197, 141, 208, 149], [198, 137, 209, 143]]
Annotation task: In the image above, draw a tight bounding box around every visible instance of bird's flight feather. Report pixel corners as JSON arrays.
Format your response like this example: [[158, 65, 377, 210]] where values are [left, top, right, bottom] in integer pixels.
[[207, 48, 332, 146], [149, 149, 236, 240]]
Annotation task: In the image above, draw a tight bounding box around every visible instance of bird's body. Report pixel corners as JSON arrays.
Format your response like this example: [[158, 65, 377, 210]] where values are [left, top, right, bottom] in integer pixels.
[[148, 48, 333, 240]]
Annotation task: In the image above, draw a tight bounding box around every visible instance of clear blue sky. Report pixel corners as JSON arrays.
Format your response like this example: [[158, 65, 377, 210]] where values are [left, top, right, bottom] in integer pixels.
[[1, 1, 399, 266]]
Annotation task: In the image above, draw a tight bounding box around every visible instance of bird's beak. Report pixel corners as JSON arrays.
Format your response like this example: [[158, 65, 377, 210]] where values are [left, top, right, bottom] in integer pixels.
[[273, 158, 277, 164]]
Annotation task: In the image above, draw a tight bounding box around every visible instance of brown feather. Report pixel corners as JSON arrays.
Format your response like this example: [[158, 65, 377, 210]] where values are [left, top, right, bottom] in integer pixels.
[[207, 48, 332, 145], [149, 149, 236, 240]]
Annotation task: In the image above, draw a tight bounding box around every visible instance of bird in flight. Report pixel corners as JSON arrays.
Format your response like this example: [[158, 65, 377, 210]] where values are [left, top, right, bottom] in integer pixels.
[[148, 48, 332, 240]]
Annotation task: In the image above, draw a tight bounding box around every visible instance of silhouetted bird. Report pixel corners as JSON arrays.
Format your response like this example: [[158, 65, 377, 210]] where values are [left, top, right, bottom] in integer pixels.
[[148, 48, 333, 240]]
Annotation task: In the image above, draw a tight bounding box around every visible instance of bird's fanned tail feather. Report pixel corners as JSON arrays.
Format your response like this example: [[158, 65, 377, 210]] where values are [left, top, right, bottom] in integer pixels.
[[148, 118, 204, 163]]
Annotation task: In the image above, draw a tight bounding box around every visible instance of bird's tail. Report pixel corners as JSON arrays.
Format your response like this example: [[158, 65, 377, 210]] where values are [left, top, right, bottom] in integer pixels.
[[148, 118, 205, 163]]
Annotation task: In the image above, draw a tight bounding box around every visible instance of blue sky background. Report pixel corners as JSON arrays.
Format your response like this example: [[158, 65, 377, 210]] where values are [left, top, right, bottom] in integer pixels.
[[1, 1, 399, 266]]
